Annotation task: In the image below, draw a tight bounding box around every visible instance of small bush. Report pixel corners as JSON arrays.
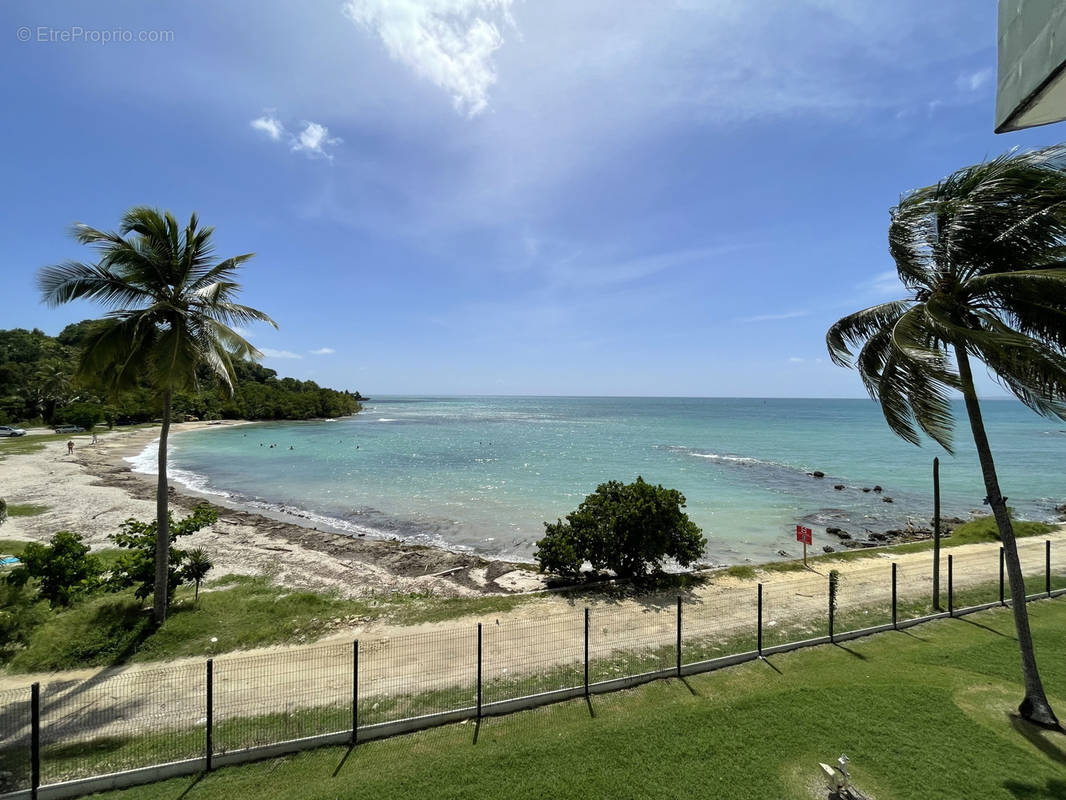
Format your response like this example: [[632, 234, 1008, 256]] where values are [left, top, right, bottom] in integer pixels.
[[535, 477, 706, 579], [108, 503, 218, 604], [6, 531, 102, 607]]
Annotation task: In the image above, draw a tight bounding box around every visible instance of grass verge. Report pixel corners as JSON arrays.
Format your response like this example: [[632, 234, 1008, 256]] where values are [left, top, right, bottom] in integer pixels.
[[2, 576, 539, 672], [5, 504, 50, 518], [32, 598, 1066, 800], [711, 515, 1058, 580]]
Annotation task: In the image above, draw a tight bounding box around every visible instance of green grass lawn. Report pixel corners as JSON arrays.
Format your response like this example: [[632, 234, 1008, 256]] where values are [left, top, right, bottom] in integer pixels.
[[4, 503, 50, 518], [76, 598, 1066, 800]]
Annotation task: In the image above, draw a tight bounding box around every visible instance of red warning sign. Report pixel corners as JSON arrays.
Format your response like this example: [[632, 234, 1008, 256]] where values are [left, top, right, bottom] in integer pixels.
[[795, 525, 812, 545]]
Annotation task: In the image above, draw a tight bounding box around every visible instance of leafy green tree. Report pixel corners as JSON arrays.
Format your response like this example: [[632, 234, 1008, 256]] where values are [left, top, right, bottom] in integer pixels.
[[7, 531, 102, 607], [53, 401, 105, 431], [826, 146, 1066, 728], [38, 208, 276, 623], [183, 547, 214, 602], [108, 503, 219, 606], [536, 477, 706, 579]]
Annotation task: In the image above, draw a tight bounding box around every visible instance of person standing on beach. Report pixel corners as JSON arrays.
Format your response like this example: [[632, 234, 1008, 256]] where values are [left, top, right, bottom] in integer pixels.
[[67, 440, 74, 455], [91, 432, 98, 445]]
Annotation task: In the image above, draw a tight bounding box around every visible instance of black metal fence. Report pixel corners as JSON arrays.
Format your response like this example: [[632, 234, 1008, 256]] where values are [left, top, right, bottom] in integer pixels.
[[1, 537, 1064, 800]]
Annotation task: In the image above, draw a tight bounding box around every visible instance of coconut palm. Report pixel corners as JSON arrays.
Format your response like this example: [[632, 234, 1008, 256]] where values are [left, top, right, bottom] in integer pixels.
[[35, 361, 72, 423], [183, 547, 214, 603], [38, 207, 276, 624], [827, 146, 1066, 729]]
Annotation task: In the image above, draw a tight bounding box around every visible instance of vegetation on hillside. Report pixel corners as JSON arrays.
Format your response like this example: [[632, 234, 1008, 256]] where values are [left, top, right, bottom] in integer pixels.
[[0, 322, 363, 427]]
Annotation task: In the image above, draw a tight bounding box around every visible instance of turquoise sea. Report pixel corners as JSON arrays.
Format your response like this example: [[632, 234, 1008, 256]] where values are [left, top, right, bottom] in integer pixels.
[[128, 397, 1066, 565]]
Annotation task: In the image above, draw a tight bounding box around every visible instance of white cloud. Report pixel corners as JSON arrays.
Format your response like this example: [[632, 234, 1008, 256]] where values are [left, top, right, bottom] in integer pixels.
[[957, 67, 993, 93], [310, 347, 336, 355], [250, 111, 340, 159], [259, 348, 303, 359], [788, 357, 805, 363], [250, 110, 285, 141], [292, 121, 342, 159], [743, 310, 809, 323], [344, 0, 515, 116]]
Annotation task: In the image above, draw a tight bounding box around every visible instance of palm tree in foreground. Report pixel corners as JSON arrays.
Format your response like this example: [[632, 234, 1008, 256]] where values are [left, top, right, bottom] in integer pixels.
[[827, 146, 1066, 729], [39, 207, 276, 624]]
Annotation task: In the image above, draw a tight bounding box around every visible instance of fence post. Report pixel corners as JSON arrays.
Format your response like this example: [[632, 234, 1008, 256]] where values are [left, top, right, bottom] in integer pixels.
[[1047, 540, 1052, 597], [205, 659, 213, 772], [676, 595, 682, 677], [476, 623, 483, 720], [584, 607, 590, 698], [352, 639, 359, 745], [757, 584, 763, 656], [30, 682, 39, 800], [891, 563, 898, 629], [1000, 547, 1005, 606], [828, 578, 835, 643], [947, 555, 953, 617]]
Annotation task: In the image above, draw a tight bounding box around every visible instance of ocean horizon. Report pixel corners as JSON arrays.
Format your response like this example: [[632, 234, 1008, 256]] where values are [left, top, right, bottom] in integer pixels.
[[128, 395, 1066, 565]]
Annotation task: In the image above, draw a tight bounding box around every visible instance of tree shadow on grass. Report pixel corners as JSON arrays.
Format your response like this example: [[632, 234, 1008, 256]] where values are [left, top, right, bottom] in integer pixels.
[[1009, 714, 1066, 766], [1003, 778, 1066, 799], [553, 573, 708, 611]]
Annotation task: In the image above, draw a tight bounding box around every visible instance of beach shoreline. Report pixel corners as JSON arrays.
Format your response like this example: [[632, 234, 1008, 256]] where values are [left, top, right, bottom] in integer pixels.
[[0, 422, 545, 598]]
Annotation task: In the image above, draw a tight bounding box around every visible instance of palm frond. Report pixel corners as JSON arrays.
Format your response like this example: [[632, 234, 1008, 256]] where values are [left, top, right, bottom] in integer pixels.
[[826, 300, 911, 367], [37, 262, 154, 309]]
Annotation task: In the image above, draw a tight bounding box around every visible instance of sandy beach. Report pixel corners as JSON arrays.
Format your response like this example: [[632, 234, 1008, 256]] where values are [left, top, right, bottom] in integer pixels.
[[0, 422, 544, 599]]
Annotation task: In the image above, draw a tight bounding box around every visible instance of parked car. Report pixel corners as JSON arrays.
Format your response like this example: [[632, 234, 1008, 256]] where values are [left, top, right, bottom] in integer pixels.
[[53, 425, 85, 433], [0, 425, 27, 437]]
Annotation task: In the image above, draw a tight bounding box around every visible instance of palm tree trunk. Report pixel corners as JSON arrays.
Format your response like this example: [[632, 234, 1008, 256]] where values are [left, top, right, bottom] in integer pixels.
[[955, 345, 1059, 728], [153, 389, 172, 625]]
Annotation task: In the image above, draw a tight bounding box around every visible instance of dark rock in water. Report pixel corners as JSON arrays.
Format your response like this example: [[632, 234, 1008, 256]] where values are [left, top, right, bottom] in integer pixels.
[[937, 516, 966, 529], [825, 527, 852, 540], [811, 471, 825, 478], [873, 485, 883, 493], [842, 539, 863, 549], [869, 532, 888, 541], [776, 549, 791, 558], [834, 484, 845, 490], [882, 496, 893, 503], [823, 545, 835, 553], [862, 487, 871, 493], [1056, 503, 1066, 520]]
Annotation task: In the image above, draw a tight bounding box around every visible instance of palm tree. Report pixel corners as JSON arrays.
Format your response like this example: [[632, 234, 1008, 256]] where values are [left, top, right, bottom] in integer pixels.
[[38, 207, 276, 624], [35, 361, 72, 423], [184, 547, 214, 603], [827, 146, 1066, 729]]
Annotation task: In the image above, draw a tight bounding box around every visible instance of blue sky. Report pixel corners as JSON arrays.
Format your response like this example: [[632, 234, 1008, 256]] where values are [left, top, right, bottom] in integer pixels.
[[2, 0, 1063, 397]]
